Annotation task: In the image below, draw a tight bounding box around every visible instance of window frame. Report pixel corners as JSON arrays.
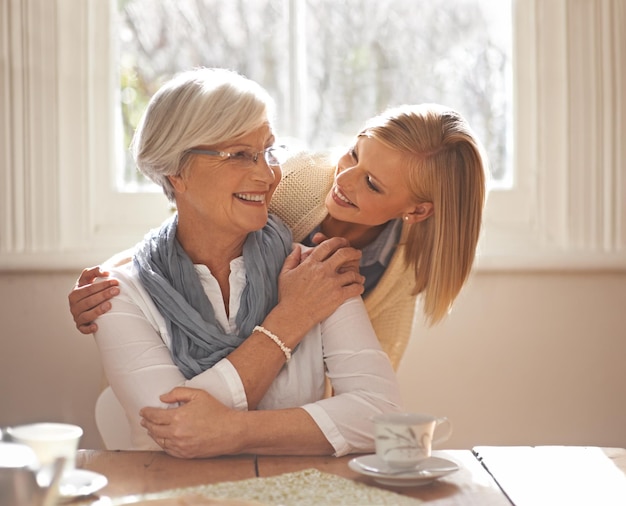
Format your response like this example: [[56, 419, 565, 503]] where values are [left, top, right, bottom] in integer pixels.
[[1, 0, 624, 270]]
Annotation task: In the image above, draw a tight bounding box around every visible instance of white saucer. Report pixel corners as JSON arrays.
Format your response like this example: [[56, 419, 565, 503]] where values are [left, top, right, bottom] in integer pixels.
[[348, 454, 459, 487], [58, 469, 108, 499]]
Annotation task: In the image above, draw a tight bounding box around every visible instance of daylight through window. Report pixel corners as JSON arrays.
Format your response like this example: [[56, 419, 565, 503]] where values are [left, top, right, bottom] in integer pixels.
[[117, 0, 512, 191]]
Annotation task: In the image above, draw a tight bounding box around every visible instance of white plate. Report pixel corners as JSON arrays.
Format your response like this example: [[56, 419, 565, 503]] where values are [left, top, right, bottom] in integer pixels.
[[58, 469, 108, 499], [348, 454, 459, 487]]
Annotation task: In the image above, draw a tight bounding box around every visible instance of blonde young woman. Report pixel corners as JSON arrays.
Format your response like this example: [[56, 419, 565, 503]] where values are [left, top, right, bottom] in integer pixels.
[[70, 104, 487, 369]]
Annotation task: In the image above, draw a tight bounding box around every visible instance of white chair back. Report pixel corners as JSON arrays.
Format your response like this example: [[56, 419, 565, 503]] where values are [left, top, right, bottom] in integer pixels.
[[95, 387, 132, 450]]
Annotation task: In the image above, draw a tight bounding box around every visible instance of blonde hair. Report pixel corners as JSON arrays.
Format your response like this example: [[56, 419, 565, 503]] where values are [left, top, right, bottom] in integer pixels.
[[131, 68, 275, 201], [361, 104, 487, 325]]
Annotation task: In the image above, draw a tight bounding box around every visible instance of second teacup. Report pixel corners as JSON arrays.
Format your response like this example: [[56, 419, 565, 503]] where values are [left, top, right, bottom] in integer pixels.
[[6, 423, 83, 475], [372, 412, 452, 469]]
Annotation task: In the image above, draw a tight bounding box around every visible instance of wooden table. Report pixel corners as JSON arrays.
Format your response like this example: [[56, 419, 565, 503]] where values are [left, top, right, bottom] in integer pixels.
[[76, 451, 257, 497], [73, 447, 626, 505], [75, 449, 509, 505]]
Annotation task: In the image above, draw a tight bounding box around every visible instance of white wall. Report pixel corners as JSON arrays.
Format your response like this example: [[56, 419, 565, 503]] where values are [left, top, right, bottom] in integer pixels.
[[0, 272, 104, 448], [1, 270, 625, 450], [398, 271, 626, 449]]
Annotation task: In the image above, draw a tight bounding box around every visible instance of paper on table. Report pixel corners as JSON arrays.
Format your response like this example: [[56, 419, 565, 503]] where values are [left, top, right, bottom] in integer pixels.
[[473, 446, 626, 506], [97, 468, 422, 506]]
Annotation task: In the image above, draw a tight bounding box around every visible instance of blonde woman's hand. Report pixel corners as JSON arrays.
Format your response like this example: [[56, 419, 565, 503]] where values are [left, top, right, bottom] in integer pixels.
[[68, 266, 120, 334], [306, 232, 360, 274]]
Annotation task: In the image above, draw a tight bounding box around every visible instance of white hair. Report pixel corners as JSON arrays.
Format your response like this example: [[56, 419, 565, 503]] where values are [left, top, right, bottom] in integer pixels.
[[130, 68, 275, 201]]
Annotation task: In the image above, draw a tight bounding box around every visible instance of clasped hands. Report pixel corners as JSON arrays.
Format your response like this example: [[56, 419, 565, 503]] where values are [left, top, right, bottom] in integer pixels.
[[277, 235, 364, 329]]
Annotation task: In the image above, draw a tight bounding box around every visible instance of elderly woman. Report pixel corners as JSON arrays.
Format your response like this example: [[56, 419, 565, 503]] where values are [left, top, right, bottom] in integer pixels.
[[91, 67, 403, 458]]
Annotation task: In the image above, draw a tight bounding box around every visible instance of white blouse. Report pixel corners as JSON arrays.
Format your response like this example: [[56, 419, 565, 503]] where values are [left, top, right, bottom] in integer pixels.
[[94, 256, 403, 456]]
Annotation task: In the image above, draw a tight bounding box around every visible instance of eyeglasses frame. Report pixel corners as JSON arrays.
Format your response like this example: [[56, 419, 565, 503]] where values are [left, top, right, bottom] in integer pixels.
[[187, 145, 288, 167]]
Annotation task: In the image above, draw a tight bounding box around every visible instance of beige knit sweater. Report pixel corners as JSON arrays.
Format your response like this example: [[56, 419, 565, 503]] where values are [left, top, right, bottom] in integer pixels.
[[269, 151, 418, 370]]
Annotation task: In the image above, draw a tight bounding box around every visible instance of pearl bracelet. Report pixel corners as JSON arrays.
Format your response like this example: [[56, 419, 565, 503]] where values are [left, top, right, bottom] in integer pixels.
[[253, 325, 292, 362]]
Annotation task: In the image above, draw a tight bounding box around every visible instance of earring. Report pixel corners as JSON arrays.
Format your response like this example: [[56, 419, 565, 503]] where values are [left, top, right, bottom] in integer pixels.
[[403, 215, 410, 221]]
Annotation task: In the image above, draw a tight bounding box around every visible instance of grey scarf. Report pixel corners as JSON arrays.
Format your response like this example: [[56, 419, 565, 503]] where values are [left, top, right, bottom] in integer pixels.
[[134, 214, 292, 379]]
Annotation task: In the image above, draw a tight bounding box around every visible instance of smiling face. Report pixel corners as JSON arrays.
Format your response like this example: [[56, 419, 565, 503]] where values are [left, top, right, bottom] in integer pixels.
[[169, 122, 281, 240], [325, 136, 432, 227]]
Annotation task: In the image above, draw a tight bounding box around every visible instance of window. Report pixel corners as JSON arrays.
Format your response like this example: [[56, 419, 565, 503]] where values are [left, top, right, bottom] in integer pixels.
[[117, 0, 512, 189], [1, 0, 624, 270]]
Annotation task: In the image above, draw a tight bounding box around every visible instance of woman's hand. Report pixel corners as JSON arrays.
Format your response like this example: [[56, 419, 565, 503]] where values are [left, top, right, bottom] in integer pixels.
[[140, 387, 332, 458], [277, 237, 365, 330], [308, 232, 360, 274], [68, 266, 120, 334], [140, 387, 244, 459], [305, 232, 360, 275]]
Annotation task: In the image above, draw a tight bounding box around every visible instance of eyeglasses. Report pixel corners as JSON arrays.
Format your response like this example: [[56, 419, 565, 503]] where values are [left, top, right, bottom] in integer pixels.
[[187, 145, 288, 167]]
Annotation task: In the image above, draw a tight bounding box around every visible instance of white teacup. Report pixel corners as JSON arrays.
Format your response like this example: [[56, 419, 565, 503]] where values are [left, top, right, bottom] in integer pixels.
[[6, 423, 83, 474], [372, 413, 452, 469]]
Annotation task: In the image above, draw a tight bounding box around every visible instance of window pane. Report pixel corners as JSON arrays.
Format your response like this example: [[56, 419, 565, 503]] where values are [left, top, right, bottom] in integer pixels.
[[304, 0, 512, 186], [117, 0, 511, 189], [117, 0, 288, 189]]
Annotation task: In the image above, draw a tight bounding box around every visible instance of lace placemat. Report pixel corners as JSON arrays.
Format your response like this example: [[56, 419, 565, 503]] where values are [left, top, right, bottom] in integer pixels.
[[98, 468, 422, 506]]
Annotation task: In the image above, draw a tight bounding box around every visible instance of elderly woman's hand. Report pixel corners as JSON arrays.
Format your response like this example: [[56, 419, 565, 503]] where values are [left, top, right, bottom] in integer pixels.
[[277, 237, 365, 329], [141, 387, 333, 459], [140, 387, 244, 459]]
